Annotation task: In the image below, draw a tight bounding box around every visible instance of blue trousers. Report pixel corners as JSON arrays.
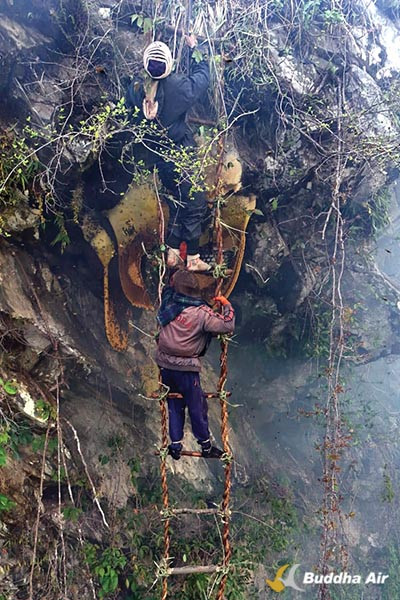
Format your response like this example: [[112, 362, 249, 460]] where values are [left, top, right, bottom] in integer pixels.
[[157, 159, 207, 254], [160, 368, 210, 444]]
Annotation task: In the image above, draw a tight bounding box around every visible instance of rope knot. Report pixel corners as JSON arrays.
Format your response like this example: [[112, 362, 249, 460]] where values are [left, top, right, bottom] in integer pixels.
[[217, 563, 231, 577], [221, 451, 233, 465], [160, 507, 174, 520], [155, 557, 172, 580], [217, 506, 232, 522], [212, 262, 230, 279], [218, 390, 228, 403], [159, 446, 169, 461]]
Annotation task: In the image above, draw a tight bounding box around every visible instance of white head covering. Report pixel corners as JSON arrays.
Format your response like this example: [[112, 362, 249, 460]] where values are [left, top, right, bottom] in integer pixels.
[[143, 41, 173, 79]]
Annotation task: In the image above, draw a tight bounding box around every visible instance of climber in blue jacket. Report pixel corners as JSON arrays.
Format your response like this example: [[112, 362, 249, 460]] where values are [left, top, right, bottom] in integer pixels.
[[126, 35, 211, 272]]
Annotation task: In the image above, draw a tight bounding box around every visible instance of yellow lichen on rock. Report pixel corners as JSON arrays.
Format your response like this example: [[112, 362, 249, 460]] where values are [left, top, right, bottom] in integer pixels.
[[199, 135, 243, 196], [197, 193, 256, 299], [219, 141, 243, 195], [222, 193, 256, 298], [106, 182, 165, 310], [103, 268, 129, 352], [81, 214, 115, 268], [106, 181, 161, 252], [92, 230, 115, 268], [82, 214, 127, 350], [138, 361, 159, 397]]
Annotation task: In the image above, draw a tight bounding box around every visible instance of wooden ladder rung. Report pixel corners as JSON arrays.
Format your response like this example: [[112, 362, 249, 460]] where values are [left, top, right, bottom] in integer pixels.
[[170, 507, 219, 515], [155, 450, 221, 459], [181, 450, 220, 458], [151, 391, 231, 400], [167, 565, 220, 576]]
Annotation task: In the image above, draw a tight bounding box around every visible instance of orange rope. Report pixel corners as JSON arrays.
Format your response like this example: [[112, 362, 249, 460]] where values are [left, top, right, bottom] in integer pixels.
[[156, 163, 171, 599], [214, 139, 233, 599], [159, 382, 170, 600]]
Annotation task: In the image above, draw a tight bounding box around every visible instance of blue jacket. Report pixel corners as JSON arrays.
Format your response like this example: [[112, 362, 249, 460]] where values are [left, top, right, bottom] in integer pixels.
[[126, 57, 209, 147]]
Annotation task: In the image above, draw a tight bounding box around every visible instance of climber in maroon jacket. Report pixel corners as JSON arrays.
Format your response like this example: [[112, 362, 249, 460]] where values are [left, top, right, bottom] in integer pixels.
[[156, 270, 235, 460]]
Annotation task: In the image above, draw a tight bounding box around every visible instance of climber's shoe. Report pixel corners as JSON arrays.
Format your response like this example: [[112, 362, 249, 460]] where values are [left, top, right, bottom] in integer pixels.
[[167, 247, 184, 269], [168, 442, 182, 460], [202, 446, 224, 459], [186, 254, 212, 272], [200, 440, 223, 459]]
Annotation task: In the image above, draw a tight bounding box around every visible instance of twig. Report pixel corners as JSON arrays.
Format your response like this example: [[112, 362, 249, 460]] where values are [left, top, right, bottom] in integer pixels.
[[29, 424, 51, 600], [245, 263, 270, 284], [64, 418, 109, 529]]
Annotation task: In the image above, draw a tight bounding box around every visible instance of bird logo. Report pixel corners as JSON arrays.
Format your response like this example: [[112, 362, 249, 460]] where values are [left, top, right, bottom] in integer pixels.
[[266, 563, 305, 593]]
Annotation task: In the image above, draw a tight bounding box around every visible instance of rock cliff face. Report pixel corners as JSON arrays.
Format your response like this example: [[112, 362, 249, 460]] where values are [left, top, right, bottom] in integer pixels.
[[1, 1, 400, 598]]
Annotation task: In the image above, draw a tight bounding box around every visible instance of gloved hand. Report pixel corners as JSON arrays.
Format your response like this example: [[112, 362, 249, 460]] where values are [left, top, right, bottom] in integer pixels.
[[213, 295, 230, 306], [185, 34, 197, 49]]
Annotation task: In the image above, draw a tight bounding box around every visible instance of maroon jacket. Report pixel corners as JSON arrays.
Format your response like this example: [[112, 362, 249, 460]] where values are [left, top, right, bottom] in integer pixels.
[[156, 303, 235, 372]]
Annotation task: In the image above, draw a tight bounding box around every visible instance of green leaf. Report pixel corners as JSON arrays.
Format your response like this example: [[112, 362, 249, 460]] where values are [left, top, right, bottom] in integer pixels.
[[0, 448, 7, 467], [130, 14, 139, 24], [245, 208, 263, 217], [271, 197, 279, 211], [143, 17, 153, 33], [0, 493, 15, 512], [31, 436, 44, 453], [4, 381, 18, 395], [192, 49, 203, 63], [62, 506, 82, 521]]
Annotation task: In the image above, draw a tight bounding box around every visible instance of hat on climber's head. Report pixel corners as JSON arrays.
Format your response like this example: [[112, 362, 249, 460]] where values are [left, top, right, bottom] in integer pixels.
[[172, 269, 201, 299], [143, 41, 173, 79]]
